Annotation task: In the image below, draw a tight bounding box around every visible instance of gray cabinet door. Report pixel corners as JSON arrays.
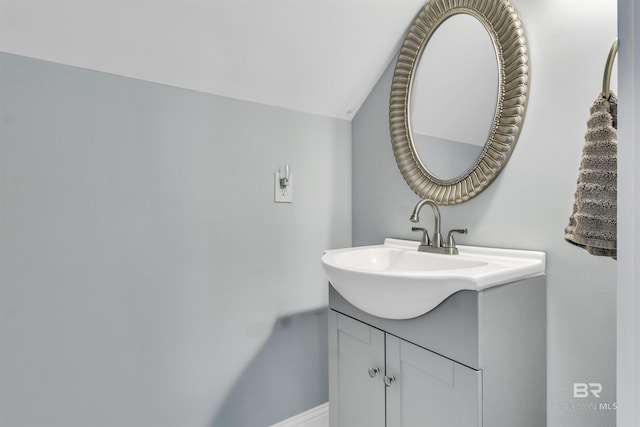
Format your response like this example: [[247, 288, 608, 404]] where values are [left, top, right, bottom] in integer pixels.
[[386, 335, 482, 427], [329, 311, 385, 427]]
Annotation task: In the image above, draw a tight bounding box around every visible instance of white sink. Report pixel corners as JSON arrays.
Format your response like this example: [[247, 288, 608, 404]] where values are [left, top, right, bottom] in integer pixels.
[[321, 238, 545, 320]]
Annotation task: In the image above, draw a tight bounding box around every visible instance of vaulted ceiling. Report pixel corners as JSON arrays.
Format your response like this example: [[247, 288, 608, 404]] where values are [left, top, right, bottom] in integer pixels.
[[0, 0, 426, 119]]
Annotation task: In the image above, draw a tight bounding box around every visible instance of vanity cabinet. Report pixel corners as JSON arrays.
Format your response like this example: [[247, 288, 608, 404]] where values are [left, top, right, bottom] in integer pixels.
[[386, 333, 481, 426], [329, 313, 385, 427], [329, 312, 481, 427], [328, 275, 546, 427]]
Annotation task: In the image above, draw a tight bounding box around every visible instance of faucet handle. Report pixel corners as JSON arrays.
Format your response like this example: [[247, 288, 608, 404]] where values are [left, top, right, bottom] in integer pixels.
[[411, 227, 430, 246], [446, 229, 468, 248]]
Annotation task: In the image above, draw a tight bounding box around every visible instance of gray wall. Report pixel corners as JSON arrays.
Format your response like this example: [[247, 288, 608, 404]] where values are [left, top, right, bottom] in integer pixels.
[[0, 53, 351, 427], [352, 1, 617, 426]]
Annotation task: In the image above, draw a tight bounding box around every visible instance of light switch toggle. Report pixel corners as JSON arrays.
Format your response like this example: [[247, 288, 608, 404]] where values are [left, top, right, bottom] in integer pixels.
[[275, 164, 293, 203]]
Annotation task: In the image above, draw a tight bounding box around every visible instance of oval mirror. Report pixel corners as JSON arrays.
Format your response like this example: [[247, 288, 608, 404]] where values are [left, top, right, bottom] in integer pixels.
[[390, 0, 529, 205], [410, 14, 498, 181]]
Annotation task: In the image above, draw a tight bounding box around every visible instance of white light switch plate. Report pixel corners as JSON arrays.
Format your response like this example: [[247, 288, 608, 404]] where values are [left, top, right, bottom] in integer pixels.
[[274, 172, 293, 203]]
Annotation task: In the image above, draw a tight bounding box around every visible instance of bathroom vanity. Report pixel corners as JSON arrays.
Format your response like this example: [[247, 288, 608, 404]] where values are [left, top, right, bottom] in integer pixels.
[[327, 0, 541, 421], [328, 277, 545, 427], [324, 241, 546, 427]]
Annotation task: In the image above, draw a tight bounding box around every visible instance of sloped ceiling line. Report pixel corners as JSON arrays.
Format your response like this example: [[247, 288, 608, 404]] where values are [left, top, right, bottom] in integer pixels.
[[0, 0, 426, 119]]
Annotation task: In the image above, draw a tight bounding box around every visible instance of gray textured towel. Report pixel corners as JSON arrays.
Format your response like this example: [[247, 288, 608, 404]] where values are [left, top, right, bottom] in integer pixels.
[[565, 93, 617, 258]]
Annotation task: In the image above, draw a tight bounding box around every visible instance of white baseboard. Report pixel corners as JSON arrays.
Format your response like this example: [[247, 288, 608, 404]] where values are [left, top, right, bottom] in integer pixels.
[[269, 403, 329, 427]]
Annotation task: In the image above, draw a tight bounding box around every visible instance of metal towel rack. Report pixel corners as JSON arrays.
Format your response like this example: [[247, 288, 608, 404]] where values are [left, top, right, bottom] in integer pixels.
[[602, 39, 618, 98]]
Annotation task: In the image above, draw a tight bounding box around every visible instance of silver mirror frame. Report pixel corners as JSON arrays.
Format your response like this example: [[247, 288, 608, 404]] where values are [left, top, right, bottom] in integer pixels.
[[390, 0, 529, 205]]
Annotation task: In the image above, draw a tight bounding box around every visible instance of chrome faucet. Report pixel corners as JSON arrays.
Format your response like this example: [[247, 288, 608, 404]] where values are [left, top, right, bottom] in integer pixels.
[[410, 199, 467, 255], [410, 199, 443, 248]]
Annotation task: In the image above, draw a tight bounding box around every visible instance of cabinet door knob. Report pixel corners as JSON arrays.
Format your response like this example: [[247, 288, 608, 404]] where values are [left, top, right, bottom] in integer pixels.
[[383, 375, 396, 387], [368, 367, 380, 378]]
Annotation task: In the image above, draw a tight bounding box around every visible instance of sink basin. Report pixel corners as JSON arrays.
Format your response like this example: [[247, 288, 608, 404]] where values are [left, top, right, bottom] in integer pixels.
[[321, 238, 545, 319]]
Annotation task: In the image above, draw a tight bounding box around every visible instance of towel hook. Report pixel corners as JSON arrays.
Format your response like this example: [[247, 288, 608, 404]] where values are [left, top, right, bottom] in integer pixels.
[[602, 39, 618, 99]]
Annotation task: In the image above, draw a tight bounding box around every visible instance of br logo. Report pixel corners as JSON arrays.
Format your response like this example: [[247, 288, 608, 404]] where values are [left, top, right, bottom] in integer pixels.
[[573, 383, 603, 398]]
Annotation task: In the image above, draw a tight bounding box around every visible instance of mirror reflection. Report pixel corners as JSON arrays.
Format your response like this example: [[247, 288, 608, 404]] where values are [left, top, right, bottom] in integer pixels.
[[410, 14, 499, 180]]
